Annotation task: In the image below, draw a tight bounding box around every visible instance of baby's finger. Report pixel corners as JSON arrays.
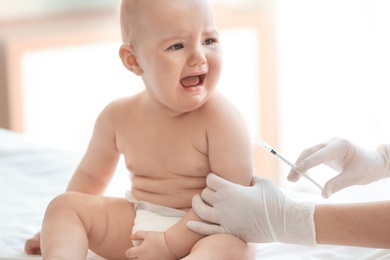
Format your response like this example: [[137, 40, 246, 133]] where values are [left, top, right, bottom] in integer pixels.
[[131, 230, 146, 241]]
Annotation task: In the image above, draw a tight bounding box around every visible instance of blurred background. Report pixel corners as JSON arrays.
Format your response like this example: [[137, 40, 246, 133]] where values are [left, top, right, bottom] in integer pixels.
[[1, 0, 390, 192]]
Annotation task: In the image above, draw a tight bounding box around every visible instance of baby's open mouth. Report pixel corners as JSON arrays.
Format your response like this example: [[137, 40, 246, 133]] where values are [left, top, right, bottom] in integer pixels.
[[180, 74, 206, 88]]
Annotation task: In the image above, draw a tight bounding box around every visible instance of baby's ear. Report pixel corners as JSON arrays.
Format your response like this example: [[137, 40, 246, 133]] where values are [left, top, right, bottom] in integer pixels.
[[119, 44, 143, 75]]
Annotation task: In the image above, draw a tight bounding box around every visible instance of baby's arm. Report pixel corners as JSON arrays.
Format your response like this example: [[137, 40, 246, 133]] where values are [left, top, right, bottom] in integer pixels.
[[205, 92, 254, 185], [164, 210, 207, 257], [67, 102, 121, 194]]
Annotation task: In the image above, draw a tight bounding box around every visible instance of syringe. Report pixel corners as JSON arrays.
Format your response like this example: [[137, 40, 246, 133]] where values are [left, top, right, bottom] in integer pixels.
[[252, 136, 323, 190]]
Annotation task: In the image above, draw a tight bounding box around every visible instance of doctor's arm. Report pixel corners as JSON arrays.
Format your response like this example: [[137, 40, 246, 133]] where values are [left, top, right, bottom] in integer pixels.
[[315, 201, 390, 248], [188, 174, 390, 248]]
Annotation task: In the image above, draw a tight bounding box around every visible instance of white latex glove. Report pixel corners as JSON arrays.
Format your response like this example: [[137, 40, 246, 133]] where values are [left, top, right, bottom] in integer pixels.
[[187, 173, 316, 246], [288, 137, 390, 198]]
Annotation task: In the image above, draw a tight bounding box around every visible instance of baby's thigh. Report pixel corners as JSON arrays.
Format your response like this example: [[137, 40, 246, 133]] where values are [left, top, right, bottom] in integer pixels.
[[84, 196, 135, 259], [190, 234, 256, 260], [51, 192, 135, 259]]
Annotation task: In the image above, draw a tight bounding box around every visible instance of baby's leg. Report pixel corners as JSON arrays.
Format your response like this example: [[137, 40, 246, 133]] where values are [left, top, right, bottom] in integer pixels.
[[41, 192, 134, 260], [184, 234, 256, 260]]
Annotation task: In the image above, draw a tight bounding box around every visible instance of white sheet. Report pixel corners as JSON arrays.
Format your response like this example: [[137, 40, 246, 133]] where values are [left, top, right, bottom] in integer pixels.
[[1, 128, 390, 259]]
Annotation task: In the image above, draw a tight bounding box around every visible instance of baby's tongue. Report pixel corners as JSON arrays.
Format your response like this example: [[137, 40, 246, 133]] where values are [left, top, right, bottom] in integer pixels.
[[181, 76, 200, 87]]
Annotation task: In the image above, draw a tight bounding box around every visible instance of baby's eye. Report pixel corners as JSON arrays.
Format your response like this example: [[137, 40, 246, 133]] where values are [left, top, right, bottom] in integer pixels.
[[203, 38, 216, 45], [168, 43, 184, 50]]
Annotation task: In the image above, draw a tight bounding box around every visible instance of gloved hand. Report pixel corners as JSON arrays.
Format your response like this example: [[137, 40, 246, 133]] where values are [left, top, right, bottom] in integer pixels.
[[288, 137, 390, 198], [187, 173, 316, 246]]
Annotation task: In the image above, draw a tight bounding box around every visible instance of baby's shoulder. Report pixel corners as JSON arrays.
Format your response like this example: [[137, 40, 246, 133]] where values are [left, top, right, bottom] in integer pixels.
[[201, 91, 243, 121], [97, 92, 144, 124], [102, 93, 142, 113]]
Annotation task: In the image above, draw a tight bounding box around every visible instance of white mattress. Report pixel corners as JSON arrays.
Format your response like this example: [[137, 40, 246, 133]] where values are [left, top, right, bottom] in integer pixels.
[[1, 128, 390, 259]]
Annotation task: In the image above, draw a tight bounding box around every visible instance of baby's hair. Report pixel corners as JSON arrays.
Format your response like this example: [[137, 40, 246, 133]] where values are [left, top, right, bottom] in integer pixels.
[[120, 0, 214, 44], [120, 0, 139, 44]]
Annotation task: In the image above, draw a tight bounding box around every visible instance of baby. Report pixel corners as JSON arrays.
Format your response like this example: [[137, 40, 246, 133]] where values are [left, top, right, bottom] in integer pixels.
[[25, 0, 255, 259]]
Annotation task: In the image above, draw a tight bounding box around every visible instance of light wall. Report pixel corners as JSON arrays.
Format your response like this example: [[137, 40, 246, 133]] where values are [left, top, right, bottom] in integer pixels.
[[0, 0, 120, 21], [276, 0, 390, 191]]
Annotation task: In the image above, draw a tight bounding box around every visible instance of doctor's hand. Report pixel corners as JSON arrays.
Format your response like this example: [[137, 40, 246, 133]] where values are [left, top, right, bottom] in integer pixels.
[[288, 137, 390, 198], [187, 173, 316, 246]]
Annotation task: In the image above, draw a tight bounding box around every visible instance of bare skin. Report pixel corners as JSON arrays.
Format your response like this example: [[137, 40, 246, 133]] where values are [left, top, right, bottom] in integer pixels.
[[25, 0, 255, 259], [315, 201, 390, 248]]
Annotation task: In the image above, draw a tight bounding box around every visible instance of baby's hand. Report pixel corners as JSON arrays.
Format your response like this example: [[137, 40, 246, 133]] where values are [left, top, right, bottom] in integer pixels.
[[24, 232, 41, 255], [126, 231, 176, 260]]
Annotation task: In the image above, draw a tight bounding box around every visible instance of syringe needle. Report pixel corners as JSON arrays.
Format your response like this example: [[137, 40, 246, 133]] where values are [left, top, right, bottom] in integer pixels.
[[301, 173, 324, 190], [252, 136, 323, 190]]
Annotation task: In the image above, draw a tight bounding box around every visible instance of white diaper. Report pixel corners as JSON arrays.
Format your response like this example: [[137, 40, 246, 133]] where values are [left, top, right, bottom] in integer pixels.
[[126, 191, 187, 246]]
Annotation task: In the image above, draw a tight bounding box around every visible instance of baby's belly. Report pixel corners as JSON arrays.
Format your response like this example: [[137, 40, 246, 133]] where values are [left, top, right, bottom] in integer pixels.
[[130, 175, 206, 210]]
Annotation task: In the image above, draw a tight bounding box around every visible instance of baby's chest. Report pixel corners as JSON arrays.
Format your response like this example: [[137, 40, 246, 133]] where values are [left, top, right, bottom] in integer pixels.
[[123, 138, 210, 178]]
